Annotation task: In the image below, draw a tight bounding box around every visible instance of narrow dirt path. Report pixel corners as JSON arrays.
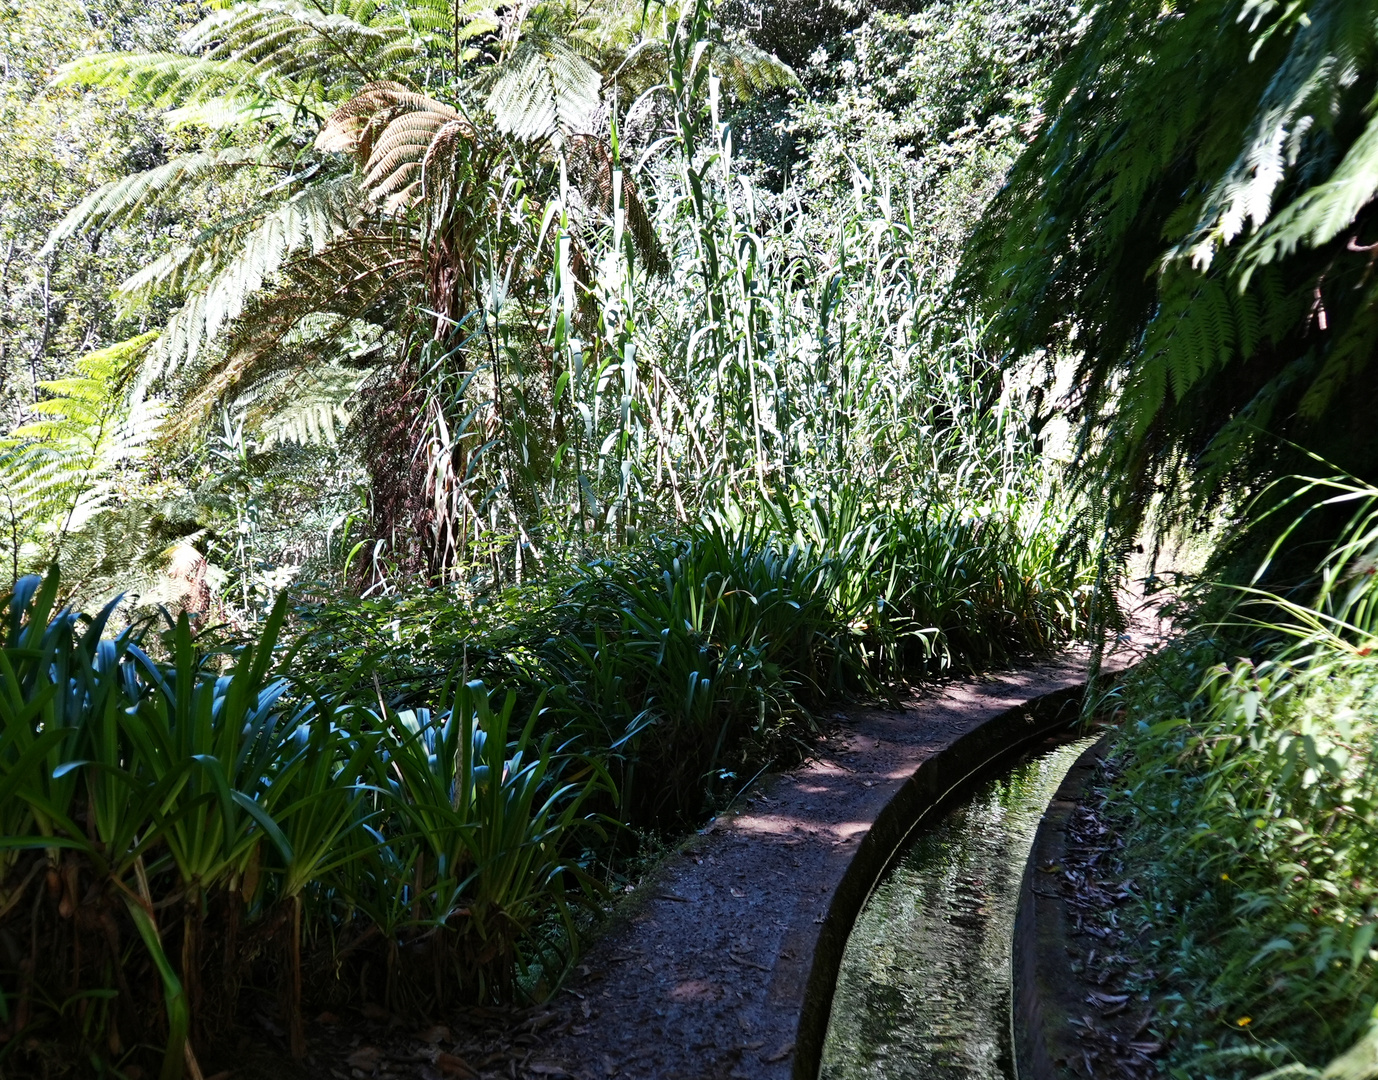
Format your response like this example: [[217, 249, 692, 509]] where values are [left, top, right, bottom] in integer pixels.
[[520, 640, 1150, 1080]]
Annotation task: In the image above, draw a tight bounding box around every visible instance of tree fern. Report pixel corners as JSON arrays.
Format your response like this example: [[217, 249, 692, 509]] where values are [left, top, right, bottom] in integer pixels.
[[960, 0, 1378, 546], [46, 0, 792, 583]]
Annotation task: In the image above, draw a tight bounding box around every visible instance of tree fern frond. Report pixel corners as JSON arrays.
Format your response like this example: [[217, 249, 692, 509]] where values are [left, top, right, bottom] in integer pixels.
[[201, 176, 364, 341], [485, 33, 602, 140], [164, 93, 332, 130], [709, 37, 797, 99], [161, 227, 424, 439], [186, 0, 429, 89], [43, 148, 268, 253], [316, 81, 458, 159], [132, 177, 364, 382], [54, 52, 257, 107], [962, 0, 1378, 540], [1169, 0, 1377, 270], [234, 355, 375, 446], [1236, 103, 1378, 283]]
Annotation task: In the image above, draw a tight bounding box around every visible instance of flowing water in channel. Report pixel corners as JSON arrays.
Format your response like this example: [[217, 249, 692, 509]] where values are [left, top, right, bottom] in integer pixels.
[[819, 735, 1098, 1080]]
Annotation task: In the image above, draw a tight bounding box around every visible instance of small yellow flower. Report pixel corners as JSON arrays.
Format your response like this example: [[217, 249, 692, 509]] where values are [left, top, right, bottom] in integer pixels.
[[1221, 873, 1230, 881], [1237, 1017, 1253, 1027]]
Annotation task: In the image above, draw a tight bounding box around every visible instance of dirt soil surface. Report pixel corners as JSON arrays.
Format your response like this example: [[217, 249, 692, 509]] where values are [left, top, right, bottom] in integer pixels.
[[247, 629, 1160, 1080]]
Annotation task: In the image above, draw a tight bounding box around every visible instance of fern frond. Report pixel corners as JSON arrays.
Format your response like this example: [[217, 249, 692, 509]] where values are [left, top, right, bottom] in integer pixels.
[[54, 52, 258, 107], [485, 33, 602, 140], [316, 81, 460, 164], [1236, 104, 1378, 283], [2, 334, 165, 571], [187, 0, 422, 87], [164, 93, 332, 131], [44, 148, 268, 253], [235, 355, 375, 446], [710, 37, 797, 99], [133, 176, 365, 380], [962, 0, 1378, 540], [161, 226, 424, 439], [1167, 0, 1376, 270]]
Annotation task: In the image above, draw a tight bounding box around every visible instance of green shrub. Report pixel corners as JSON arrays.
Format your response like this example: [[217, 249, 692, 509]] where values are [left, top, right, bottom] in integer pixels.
[[1111, 477, 1378, 1077], [297, 495, 1092, 827], [0, 569, 606, 1076]]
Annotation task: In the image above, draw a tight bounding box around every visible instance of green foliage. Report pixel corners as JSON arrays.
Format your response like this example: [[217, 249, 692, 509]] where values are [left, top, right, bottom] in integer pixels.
[[789, 0, 1076, 249], [298, 496, 1093, 826], [537, 514, 843, 824], [19, 0, 1082, 613], [962, 0, 1378, 546], [0, 0, 187, 434], [1110, 478, 1378, 1077], [0, 569, 607, 1074], [0, 333, 164, 586]]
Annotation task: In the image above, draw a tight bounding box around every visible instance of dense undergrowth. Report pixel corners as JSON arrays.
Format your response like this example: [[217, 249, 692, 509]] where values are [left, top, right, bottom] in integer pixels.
[[299, 491, 1090, 824], [0, 494, 1091, 1076], [1109, 479, 1378, 1078]]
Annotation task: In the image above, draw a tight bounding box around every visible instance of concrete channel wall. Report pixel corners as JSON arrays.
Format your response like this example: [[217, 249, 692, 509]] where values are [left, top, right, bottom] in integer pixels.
[[791, 681, 1088, 1079], [1010, 737, 1109, 1080], [526, 648, 1148, 1080]]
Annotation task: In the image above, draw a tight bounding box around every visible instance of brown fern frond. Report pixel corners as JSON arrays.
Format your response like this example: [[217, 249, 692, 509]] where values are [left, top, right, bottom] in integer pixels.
[[317, 81, 463, 172], [566, 134, 667, 275]]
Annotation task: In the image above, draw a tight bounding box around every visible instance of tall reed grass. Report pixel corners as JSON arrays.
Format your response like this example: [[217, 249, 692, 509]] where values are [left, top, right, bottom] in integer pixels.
[[362, 0, 1067, 593]]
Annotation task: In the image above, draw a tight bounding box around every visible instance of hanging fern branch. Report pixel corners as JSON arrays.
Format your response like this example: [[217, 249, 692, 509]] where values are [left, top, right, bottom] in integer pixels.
[[1, 334, 164, 578], [959, 0, 1378, 547]]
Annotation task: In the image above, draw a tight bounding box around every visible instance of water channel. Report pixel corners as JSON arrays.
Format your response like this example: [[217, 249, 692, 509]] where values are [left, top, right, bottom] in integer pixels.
[[818, 734, 1098, 1080]]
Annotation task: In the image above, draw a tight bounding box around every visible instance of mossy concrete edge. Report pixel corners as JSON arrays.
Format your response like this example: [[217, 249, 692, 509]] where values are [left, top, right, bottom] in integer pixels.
[[1011, 734, 1111, 1080]]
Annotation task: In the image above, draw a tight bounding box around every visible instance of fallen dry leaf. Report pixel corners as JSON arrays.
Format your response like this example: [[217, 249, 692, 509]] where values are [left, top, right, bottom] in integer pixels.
[[436, 1051, 476, 1077], [728, 950, 771, 972], [346, 1046, 384, 1071], [418, 1025, 451, 1044], [764, 1042, 794, 1064]]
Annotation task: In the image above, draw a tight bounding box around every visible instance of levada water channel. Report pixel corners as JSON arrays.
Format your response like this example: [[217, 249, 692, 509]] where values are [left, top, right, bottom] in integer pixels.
[[818, 734, 1099, 1080]]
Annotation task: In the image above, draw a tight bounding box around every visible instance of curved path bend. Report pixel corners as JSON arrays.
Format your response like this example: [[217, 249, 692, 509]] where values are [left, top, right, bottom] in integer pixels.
[[525, 635, 1153, 1080]]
